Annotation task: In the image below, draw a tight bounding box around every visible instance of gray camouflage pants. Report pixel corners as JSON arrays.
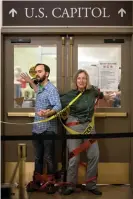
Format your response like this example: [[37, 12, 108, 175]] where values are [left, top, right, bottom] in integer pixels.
[[66, 116, 99, 190]]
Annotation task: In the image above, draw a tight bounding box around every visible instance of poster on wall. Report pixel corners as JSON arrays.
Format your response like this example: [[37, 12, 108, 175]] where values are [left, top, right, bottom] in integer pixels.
[[99, 62, 119, 92], [81, 63, 99, 87]]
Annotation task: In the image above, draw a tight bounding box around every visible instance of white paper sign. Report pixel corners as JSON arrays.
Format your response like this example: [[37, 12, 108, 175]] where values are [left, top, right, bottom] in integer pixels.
[[99, 62, 119, 91]]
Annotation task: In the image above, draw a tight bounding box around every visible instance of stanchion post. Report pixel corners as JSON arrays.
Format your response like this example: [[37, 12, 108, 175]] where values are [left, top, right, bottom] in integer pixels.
[[18, 143, 27, 199]]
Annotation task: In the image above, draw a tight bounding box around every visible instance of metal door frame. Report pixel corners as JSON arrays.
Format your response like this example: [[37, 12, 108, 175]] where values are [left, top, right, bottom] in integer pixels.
[[1, 29, 133, 190]]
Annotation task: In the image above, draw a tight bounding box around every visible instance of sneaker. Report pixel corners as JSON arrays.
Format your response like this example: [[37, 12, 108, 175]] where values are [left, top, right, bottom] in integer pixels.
[[34, 172, 47, 183], [26, 181, 40, 192], [62, 187, 75, 195], [88, 188, 102, 195]]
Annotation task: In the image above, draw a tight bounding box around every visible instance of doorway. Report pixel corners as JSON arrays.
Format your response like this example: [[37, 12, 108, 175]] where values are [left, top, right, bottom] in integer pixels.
[[2, 35, 131, 185]]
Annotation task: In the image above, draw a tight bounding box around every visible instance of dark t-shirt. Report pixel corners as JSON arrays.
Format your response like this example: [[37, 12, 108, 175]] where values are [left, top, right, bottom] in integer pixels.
[[60, 86, 103, 123]]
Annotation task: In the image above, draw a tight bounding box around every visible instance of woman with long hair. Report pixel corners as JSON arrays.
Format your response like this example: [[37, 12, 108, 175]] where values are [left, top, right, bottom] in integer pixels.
[[61, 69, 110, 196]]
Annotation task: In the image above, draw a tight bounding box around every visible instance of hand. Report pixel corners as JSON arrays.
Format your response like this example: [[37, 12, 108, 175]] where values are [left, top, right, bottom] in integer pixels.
[[104, 92, 116, 102], [37, 109, 51, 117], [20, 73, 32, 84]]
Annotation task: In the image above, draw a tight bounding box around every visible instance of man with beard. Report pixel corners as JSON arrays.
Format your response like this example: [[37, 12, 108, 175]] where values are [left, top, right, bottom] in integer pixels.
[[20, 63, 62, 184]]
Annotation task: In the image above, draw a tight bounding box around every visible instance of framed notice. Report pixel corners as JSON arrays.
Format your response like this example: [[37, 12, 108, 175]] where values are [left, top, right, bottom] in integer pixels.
[[99, 62, 119, 92]]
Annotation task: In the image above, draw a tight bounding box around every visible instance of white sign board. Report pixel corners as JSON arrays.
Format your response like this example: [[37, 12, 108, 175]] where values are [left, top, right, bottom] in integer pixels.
[[99, 62, 119, 92]]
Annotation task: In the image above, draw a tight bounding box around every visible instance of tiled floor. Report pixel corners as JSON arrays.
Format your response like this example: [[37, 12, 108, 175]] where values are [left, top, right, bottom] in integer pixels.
[[12, 185, 133, 199]]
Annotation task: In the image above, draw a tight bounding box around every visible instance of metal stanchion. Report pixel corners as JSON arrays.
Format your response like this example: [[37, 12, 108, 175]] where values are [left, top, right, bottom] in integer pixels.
[[18, 143, 27, 199]]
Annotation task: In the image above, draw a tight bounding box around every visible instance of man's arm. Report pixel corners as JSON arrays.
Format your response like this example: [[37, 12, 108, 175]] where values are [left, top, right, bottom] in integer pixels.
[[47, 88, 62, 116], [20, 73, 38, 93], [29, 80, 38, 93], [39, 88, 62, 117]]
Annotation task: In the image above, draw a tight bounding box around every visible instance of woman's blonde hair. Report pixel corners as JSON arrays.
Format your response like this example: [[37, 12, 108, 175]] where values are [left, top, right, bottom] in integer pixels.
[[71, 69, 92, 90]]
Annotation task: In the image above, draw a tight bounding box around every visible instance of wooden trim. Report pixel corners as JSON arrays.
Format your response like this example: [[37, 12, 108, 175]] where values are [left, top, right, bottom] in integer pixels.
[[69, 36, 73, 78], [1, 26, 133, 34], [7, 112, 35, 117], [130, 33, 133, 189], [61, 37, 65, 92], [1, 33, 5, 183], [95, 112, 127, 117], [7, 112, 127, 117]]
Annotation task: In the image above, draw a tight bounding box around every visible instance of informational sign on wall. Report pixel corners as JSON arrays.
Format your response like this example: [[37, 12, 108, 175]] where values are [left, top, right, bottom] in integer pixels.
[[99, 62, 119, 92], [2, 1, 132, 26], [81, 61, 119, 92]]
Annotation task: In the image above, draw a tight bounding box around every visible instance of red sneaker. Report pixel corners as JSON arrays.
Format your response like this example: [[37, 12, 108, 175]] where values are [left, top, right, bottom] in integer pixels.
[[26, 181, 40, 192]]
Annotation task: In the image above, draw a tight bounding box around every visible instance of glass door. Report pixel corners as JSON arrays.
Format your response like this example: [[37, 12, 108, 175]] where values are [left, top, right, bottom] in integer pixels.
[[68, 36, 131, 185], [3, 36, 67, 134]]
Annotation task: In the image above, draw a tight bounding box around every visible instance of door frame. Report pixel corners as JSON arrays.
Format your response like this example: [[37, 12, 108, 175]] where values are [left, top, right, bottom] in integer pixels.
[[1, 29, 133, 189], [130, 34, 133, 192], [72, 35, 131, 113], [71, 35, 132, 185], [1, 33, 5, 183], [1, 35, 68, 182]]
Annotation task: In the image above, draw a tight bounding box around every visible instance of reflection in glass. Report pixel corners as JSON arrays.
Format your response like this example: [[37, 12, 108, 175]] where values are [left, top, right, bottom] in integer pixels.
[[14, 45, 57, 108], [78, 44, 121, 108]]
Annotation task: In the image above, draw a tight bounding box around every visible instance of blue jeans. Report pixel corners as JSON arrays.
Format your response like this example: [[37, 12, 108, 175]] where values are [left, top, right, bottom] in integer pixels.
[[32, 131, 56, 175]]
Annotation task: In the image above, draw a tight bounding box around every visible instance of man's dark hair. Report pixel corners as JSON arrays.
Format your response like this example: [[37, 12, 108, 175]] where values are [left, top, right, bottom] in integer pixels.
[[35, 63, 50, 74]]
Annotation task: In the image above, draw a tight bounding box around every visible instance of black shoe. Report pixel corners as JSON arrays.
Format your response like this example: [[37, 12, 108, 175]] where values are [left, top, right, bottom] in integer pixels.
[[88, 188, 102, 195], [62, 187, 75, 195]]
